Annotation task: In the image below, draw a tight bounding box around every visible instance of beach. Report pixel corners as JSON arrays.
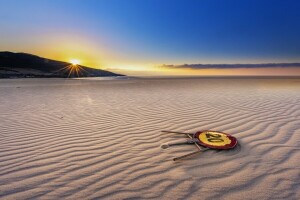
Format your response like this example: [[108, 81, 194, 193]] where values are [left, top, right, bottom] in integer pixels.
[[0, 77, 299, 199]]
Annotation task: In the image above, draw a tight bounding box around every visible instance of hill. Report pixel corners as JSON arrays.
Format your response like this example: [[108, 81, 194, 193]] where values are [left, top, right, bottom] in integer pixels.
[[0, 52, 123, 78]]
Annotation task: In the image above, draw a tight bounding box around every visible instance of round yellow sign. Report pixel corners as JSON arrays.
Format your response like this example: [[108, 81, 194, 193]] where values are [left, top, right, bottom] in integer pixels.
[[194, 130, 237, 149]]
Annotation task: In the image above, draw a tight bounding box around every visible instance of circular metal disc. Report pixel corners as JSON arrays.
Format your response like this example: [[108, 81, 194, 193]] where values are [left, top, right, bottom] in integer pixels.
[[193, 130, 237, 150]]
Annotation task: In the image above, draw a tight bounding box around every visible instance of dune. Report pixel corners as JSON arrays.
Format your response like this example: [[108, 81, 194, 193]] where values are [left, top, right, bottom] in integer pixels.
[[0, 77, 299, 200]]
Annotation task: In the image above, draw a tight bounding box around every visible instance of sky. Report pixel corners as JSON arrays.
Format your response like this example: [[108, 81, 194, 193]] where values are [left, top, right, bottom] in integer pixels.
[[0, 0, 300, 75]]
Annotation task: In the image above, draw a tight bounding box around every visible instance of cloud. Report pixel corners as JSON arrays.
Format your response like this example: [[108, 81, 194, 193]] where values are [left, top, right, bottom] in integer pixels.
[[162, 63, 300, 70]]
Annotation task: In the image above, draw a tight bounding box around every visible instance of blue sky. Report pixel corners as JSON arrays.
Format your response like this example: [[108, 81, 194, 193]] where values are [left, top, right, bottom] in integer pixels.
[[0, 0, 300, 74]]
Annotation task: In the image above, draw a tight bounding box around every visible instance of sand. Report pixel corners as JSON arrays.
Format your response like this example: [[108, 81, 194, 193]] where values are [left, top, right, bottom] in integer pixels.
[[0, 77, 299, 200]]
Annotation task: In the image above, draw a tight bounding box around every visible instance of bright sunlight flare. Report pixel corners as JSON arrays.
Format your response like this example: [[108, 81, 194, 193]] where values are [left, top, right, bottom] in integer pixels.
[[70, 59, 80, 65]]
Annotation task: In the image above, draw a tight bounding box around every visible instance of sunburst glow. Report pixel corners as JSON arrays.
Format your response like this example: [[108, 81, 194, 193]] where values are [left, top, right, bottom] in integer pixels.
[[53, 59, 90, 78], [70, 59, 80, 65]]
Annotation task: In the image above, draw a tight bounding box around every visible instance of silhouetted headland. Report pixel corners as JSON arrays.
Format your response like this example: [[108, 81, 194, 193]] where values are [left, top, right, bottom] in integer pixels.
[[0, 51, 123, 78]]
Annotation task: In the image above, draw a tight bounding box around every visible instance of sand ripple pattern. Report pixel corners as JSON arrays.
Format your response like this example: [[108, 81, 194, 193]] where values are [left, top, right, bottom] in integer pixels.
[[0, 78, 300, 200]]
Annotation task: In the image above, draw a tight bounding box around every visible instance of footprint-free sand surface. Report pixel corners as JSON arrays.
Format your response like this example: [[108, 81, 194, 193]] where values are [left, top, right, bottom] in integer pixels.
[[0, 77, 299, 200]]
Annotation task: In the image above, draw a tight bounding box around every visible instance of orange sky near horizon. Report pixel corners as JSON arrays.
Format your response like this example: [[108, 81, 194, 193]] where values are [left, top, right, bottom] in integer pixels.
[[2, 34, 300, 76], [106, 66, 300, 76], [1, 1, 300, 76], [2, 44, 300, 76]]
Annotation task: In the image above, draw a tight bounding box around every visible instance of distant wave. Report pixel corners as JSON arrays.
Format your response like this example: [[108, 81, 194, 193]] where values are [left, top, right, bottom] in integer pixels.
[[72, 76, 131, 80]]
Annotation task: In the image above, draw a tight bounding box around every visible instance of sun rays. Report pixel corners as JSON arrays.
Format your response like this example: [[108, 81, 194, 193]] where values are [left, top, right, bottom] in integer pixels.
[[52, 60, 90, 78]]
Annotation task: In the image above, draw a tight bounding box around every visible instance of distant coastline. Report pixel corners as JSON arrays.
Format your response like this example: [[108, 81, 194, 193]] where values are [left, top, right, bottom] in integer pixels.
[[0, 51, 124, 79]]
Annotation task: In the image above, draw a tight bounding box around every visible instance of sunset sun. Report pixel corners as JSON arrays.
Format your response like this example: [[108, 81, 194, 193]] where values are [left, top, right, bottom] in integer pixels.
[[70, 59, 80, 66]]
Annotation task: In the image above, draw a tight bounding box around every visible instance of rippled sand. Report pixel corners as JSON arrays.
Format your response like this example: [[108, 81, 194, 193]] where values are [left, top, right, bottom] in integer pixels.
[[0, 77, 299, 199]]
